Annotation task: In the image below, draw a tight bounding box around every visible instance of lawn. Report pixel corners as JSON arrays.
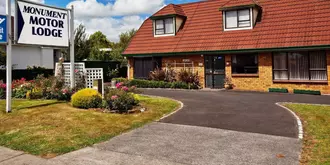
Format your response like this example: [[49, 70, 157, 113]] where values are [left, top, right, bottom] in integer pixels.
[[0, 99, 60, 113], [285, 104, 330, 165], [0, 95, 179, 158]]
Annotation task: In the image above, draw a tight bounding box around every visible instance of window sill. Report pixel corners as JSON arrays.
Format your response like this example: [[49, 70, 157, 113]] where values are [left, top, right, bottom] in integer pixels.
[[232, 74, 259, 77], [273, 80, 328, 84]]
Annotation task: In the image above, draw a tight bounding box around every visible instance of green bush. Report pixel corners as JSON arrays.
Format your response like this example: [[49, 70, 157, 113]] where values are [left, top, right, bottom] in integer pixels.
[[294, 89, 321, 95], [269, 88, 288, 93], [112, 78, 199, 89], [26, 89, 43, 100], [71, 88, 102, 109], [105, 88, 139, 113]]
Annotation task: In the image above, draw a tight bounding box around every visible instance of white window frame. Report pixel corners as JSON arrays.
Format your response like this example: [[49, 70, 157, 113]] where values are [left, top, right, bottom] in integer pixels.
[[223, 8, 253, 31], [153, 17, 175, 37]]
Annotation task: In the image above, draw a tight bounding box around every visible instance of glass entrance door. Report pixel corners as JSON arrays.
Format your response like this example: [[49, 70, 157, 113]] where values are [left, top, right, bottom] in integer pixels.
[[205, 55, 225, 88]]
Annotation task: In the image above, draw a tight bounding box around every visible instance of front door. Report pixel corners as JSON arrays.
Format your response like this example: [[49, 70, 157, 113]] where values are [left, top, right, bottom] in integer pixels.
[[205, 55, 225, 88]]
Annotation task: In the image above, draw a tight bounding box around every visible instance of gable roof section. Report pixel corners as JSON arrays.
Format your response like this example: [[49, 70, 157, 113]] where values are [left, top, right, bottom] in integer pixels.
[[220, 0, 259, 10], [123, 0, 330, 56], [152, 4, 186, 18]]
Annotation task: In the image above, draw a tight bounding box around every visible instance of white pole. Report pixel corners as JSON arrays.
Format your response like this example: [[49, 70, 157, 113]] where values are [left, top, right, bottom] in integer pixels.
[[6, 0, 12, 113], [70, 5, 75, 88]]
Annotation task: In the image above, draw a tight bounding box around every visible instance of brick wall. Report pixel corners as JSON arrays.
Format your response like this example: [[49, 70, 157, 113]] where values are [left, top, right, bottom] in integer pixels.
[[225, 52, 330, 94], [127, 56, 205, 87], [162, 55, 205, 87]]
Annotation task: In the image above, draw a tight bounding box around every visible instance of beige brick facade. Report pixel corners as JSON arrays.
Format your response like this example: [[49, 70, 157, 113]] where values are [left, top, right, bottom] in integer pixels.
[[225, 52, 330, 94], [128, 51, 330, 94], [161, 55, 205, 87]]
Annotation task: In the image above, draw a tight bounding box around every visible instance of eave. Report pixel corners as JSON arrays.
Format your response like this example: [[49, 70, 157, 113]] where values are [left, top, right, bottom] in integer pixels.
[[123, 45, 330, 57]]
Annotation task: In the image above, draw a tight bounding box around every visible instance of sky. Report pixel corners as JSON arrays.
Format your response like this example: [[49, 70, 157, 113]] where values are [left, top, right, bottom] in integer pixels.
[[0, 0, 200, 42]]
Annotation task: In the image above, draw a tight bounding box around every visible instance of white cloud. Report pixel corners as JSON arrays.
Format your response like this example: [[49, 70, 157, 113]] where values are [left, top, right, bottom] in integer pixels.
[[67, 0, 164, 18], [67, 0, 163, 41], [75, 15, 145, 42]]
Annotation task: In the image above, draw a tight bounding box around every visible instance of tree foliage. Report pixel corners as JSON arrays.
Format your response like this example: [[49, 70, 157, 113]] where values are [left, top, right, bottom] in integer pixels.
[[110, 29, 137, 64], [74, 24, 90, 61], [0, 49, 5, 66]]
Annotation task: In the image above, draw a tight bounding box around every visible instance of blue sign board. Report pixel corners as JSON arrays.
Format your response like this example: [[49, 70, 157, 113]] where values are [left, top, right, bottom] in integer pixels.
[[0, 15, 7, 43]]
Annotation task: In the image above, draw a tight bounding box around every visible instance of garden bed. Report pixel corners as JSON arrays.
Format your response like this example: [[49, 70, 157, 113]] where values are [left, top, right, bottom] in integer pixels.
[[0, 95, 179, 158]]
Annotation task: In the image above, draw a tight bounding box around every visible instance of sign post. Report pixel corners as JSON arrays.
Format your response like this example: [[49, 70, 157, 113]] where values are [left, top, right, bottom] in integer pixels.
[[70, 5, 75, 88], [6, 0, 12, 113]]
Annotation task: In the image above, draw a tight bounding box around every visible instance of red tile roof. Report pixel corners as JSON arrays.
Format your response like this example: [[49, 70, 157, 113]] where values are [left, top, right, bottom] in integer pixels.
[[221, 0, 259, 9], [123, 0, 330, 55], [153, 4, 186, 17]]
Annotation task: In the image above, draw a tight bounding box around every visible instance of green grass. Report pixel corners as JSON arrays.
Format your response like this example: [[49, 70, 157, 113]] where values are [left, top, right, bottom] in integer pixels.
[[284, 104, 330, 165], [0, 99, 61, 113], [0, 96, 179, 158]]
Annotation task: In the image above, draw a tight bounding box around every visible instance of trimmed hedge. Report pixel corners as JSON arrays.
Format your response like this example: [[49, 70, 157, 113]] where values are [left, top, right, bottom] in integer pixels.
[[269, 88, 288, 93], [71, 88, 103, 109], [112, 78, 199, 89], [293, 89, 321, 95]]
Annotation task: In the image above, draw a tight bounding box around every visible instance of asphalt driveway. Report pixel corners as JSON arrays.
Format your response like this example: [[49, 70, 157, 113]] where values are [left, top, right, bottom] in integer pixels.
[[142, 89, 330, 138], [3, 89, 329, 165]]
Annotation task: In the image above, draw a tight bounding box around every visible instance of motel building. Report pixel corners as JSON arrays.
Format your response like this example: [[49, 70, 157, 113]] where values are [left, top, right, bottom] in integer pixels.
[[123, 0, 330, 94]]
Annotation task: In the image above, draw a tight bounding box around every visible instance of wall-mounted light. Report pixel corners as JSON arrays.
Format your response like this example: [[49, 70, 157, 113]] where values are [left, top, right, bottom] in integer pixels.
[[201, 54, 204, 57], [226, 61, 231, 66]]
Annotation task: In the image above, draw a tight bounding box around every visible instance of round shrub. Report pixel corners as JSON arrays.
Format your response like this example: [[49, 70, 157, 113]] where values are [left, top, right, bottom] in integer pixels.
[[71, 88, 102, 109]]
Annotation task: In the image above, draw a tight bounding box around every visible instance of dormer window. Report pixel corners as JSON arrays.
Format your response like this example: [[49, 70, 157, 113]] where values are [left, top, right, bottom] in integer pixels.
[[154, 18, 175, 36], [224, 8, 252, 31]]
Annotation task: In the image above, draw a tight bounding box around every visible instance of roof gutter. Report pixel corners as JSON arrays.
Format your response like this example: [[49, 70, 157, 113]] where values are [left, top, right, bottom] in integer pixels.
[[123, 45, 330, 57]]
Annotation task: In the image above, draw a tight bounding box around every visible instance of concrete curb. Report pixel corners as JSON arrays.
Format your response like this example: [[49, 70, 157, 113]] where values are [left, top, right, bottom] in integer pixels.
[[140, 94, 184, 121], [275, 103, 304, 140]]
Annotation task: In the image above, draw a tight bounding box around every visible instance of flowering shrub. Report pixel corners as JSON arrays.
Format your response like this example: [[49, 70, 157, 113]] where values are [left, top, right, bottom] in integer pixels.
[[0, 81, 5, 99], [105, 83, 139, 113], [12, 78, 34, 98]]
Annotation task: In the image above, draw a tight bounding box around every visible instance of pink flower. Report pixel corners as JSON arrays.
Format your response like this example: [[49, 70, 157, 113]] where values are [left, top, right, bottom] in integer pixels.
[[122, 86, 129, 91], [21, 78, 26, 81], [62, 89, 68, 94], [111, 95, 118, 100], [116, 82, 123, 89], [0, 83, 6, 89], [74, 69, 79, 73]]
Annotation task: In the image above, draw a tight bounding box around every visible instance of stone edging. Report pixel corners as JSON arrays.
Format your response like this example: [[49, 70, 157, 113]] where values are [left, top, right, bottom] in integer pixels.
[[140, 94, 184, 121], [275, 102, 304, 140]]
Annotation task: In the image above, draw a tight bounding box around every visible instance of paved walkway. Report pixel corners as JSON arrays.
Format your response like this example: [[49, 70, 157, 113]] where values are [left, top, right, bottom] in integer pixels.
[[1, 90, 329, 165]]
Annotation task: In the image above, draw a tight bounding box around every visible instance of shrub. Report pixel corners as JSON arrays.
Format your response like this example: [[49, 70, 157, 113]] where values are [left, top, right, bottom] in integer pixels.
[[149, 68, 166, 81], [294, 89, 321, 95], [0, 81, 5, 99], [178, 69, 200, 88], [269, 88, 288, 93], [164, 65, 176, 82], [110, 79, 199, 89], [105, 88, 139, 113], [26, 88, 43, 100], [71, 88, 102, 109]]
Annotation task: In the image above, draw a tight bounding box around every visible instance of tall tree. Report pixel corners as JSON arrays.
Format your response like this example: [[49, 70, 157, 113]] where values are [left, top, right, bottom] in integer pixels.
[[74, 24, 90, 61], [88, 31, 111, 61], [110, 29, 137, 64]]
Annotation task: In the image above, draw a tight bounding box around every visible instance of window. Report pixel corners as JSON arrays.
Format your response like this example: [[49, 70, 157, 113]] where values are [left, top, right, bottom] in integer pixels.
[[134, 57, 162, 79], [273, 51, 327, 81], [224, 8, 252, 30], [155, 18, 174, 35], [232, 54, 258, 74]]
